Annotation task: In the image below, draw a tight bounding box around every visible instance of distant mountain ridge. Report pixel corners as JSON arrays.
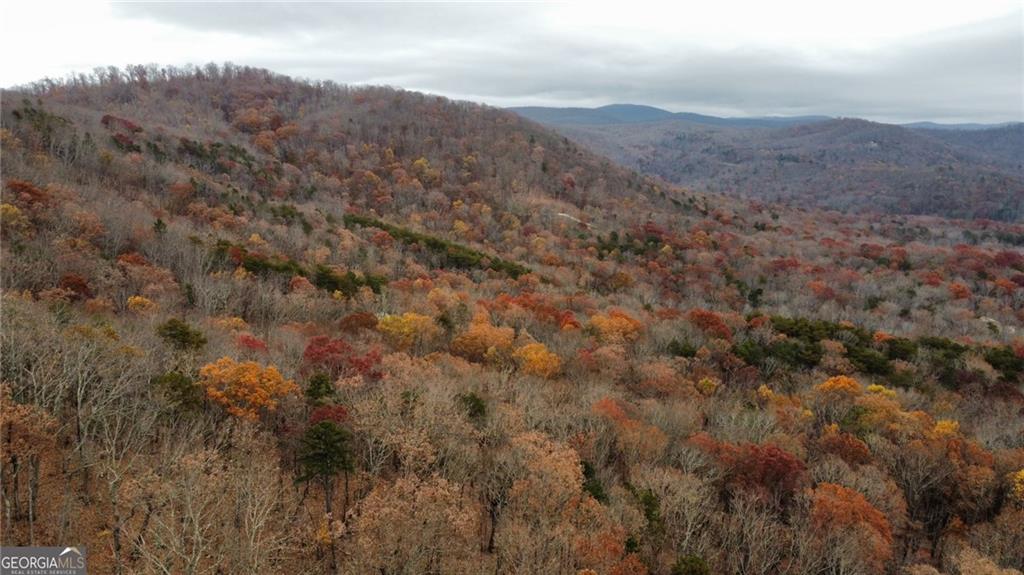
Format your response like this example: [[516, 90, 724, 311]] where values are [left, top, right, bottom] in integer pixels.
[[509, 103, 832, 128], [509, 103, 1019, 131], [902, 121, 1021, 131], [510, 105, 1024, 221]]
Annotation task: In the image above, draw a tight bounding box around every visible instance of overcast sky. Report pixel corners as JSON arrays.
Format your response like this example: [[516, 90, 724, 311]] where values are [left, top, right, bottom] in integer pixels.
[[2, 1, 1022, 123]]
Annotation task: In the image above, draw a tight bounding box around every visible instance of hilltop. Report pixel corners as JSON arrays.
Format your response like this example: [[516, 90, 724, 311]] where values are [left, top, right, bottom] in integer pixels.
[[2, 66, 1023, 575]]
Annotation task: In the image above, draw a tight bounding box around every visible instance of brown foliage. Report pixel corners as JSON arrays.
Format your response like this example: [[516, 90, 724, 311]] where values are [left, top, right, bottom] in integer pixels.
[[809, 482, 893, 570]]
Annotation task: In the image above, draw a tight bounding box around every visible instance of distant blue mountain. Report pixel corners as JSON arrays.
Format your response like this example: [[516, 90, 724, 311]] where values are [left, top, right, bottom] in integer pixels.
[[901, 121, 1021, 131], [509, 104, 1016, 131], [508, 104, 831, 128], [592, 104, 677, 123], [507, 104, 672, 125]]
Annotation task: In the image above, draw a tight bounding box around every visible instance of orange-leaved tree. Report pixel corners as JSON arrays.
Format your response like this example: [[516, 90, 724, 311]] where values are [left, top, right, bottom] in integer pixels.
[[812, 375, 863, 424], [808, 483, 893, 572], [450, 312, 515, 362], [589, 309, 642, 343], [198, 357, 298, 420]]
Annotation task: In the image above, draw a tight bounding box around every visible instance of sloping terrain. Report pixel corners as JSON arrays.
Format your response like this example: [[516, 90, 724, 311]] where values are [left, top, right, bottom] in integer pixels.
[[922, 123, 1024, 170], [2, 66, 1023, 575], [513, 107, 1024, 221]]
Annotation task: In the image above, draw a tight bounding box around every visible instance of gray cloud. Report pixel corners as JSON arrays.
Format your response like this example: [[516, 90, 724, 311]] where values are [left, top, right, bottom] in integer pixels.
[[112, 3, 1024, 123]]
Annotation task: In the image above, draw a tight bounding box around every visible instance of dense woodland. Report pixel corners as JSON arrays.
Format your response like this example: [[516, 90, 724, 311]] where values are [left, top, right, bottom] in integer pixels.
[[519, 113, 1024, 222], [1, 64, 1023, 575]]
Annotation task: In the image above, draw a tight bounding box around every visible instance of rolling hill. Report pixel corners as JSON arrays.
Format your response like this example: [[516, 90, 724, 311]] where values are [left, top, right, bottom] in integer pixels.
[[2, 66, 1023, 575], [511, 105, 1024, 221]]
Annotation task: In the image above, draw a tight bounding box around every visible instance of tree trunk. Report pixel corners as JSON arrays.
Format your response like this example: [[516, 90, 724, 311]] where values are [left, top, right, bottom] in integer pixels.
[[28, 455, 39, 545], [343, 471, 349, 515], [1, 482, 12, 544], [487, 500, 498, 554], [75, 409, 90, 498], [8, 454, 22, 520], [110, 487, 124, 575], [324, 477, 337, 574], [133, 500, 155, 555], [58, 470, 73, 541]]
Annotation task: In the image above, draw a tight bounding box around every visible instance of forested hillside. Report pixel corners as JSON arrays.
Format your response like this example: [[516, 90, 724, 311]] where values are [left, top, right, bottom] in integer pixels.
[[2, 65, 1023, 575], [514, 109, 1024, 221]]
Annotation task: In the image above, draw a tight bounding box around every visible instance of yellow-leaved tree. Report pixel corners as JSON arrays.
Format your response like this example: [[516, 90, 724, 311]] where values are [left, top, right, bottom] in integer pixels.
[[513, 342, 561, 379], [377, 312, 439, 350], [1010, 469, 1024, 506]]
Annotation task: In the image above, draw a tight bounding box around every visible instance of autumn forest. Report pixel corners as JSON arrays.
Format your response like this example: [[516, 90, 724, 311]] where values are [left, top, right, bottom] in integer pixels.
[[1, 64, 1023, 575]]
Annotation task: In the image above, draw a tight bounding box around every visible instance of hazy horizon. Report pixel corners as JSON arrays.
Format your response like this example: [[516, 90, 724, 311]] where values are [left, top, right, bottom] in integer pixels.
[[2, 5, 1023, 574], [2, 1, 1021, 124], [505, 102, 1023, 125]]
